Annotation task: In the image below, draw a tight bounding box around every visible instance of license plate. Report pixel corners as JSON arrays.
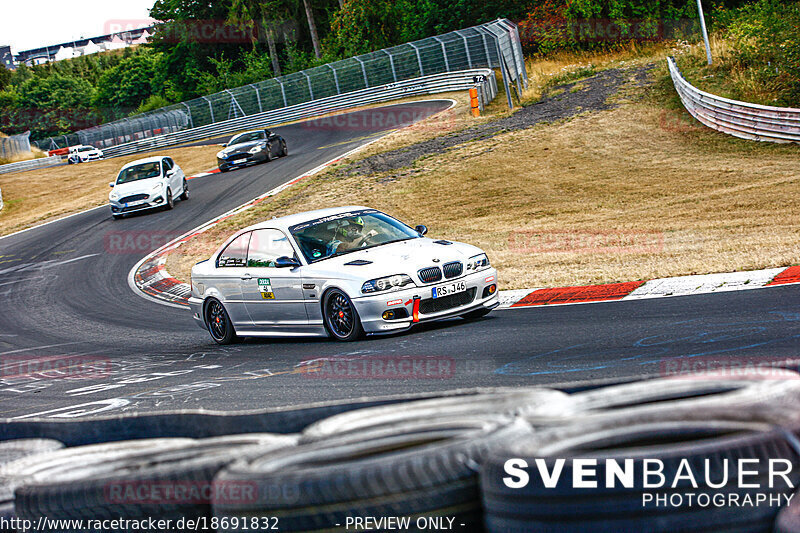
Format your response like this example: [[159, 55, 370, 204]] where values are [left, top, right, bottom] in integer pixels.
[[125, 200, 147, 207], [432, 281, 466, 298]]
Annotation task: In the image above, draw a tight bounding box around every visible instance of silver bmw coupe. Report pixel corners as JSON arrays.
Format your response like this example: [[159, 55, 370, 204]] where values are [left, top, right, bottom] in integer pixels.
[[189, 206, 499, 343]]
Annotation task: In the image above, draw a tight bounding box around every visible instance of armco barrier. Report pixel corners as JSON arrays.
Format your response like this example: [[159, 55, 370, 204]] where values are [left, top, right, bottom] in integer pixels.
[[668, 56, 800, 144], [102, 69, 497, 158], [0, 155, 63, 176]]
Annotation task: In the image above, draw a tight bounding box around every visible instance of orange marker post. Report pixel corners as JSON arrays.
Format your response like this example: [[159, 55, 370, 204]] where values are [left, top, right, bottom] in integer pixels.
[[469, 87, 480, 117]]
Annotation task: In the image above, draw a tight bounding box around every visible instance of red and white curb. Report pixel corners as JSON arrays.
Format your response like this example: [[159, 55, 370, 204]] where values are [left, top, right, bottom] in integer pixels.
[[499, 266, 800, 309]]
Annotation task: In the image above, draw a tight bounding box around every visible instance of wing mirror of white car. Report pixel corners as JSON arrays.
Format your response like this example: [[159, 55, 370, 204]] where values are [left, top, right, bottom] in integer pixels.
[[415, 225, 428, 236], [275, 256, 301, 268], [109, 182, 115, 188]]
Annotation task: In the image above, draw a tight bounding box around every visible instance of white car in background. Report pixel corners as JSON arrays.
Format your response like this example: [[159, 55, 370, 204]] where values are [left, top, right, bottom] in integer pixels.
[[109, 156, 188, 219], [67, 145, 104, 164]]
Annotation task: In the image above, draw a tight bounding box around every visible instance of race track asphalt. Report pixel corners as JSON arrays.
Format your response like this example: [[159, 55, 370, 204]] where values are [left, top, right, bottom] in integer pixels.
[[1, 99, 799, 420]]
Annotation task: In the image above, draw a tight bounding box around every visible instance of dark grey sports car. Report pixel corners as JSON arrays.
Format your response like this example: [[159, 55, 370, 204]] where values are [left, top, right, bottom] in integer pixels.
[[216, 129, 288, 172]]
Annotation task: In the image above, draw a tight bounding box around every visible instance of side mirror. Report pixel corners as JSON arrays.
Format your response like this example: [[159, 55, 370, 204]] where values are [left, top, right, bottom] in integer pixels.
[[109, 182, 115, 188], [414, 225, 428, 236], [275, 256, 301, 268]]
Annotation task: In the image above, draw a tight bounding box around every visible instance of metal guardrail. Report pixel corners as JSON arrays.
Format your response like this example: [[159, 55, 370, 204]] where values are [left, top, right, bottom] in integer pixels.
[[668, 56, 800, 144], [102, 69, 498, 158], [0, 155, 63, 176]]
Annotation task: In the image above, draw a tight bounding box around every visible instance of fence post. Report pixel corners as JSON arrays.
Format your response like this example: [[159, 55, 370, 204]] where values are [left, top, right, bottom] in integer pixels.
[[276, 79, 288, 107], [354, 57, 369, 88], [182, 102, 194, 129], [454, 30, 473, 68], [0, 187, 3, 212], [384, 50, 398, 82], [479, 31, 491, 68], [301, 71, 314, 100], [250, 84, 263, 113], [327, 65, 341, 94], [432, 36, 449, 71], [697, 0, 713, 65], [408, 43, 424, 76], [225, 90, 245, 119], [200, 96, 214, 124]]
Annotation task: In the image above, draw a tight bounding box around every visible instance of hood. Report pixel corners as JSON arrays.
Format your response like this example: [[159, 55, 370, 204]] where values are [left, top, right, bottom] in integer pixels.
[[111, 178, 162, 198], [220, 140, 264, 157], [306, 238, 484, 282]]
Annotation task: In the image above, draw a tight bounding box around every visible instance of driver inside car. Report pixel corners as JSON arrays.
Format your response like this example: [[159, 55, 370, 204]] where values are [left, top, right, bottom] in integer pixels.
[[330, 216, 378, 253]]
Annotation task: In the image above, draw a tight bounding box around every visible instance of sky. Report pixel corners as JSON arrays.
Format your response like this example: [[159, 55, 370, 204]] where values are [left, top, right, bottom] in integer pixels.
[[1, 0, 157, 52]]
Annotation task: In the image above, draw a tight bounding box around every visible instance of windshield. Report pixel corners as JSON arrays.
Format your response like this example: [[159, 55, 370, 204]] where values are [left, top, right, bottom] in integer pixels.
[[228, 131, 264, 145], [290, 209, 420, 263], [78, 147, 94, 152], [116, 162, 162, 184]]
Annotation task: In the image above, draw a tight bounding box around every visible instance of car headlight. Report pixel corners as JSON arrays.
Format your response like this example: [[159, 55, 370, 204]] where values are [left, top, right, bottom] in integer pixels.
[[362, 274, 415, 294], [216, 151, 226, 159], [248, 144, 264, 154], [466, 253, 490, 271], [151, 182, 163, 192], [109, 191, 119, 201]]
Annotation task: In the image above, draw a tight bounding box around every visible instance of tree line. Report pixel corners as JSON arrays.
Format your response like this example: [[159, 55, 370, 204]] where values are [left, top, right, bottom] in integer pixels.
[[0, 0, 790, 141]]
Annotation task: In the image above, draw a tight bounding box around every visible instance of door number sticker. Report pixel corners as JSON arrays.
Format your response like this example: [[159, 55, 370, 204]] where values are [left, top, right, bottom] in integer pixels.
[[258, 278, 275, 299]]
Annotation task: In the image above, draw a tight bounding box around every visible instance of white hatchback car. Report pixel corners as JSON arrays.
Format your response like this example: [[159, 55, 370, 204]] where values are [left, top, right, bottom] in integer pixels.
[[109, 156, 188, 219], [67, 145, 104, 164]]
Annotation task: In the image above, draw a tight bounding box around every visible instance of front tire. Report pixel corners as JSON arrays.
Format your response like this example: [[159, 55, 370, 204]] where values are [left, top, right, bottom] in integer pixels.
[[280, 140, 288, 156], [323, 289, 363, 342], [179, 179, 189, 201], [205, 298, 238, 345], [264, 146, 272, 163], [164, 188, 174, 210]]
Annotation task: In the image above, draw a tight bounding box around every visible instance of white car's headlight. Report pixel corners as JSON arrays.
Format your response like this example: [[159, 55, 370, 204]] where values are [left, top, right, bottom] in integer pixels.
[[248, 145, 264, 154], [109, 191, 119, 201], [466, 253, 490, 271], [151, 182, 163, 192], [362, 274, 415, 294], [216, 151, 225, 159]]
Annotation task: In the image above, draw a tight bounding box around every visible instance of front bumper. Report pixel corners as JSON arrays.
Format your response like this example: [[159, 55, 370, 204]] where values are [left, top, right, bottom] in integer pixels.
[[189, 297, 206, 330], [353, 268, 499, 334], [109, 194, 166, 214], [218, 152, 265, 170]]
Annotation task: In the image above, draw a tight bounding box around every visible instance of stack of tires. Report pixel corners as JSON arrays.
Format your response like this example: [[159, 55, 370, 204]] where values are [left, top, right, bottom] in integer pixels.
[[2, 373, 800, 532]]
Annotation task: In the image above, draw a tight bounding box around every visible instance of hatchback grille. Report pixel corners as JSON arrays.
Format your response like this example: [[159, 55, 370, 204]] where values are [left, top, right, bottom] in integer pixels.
[[443, 261, 463, 279], [420, 288, 477, 314], [418, 267, 443, 283], [119, 194, 149, 204]]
